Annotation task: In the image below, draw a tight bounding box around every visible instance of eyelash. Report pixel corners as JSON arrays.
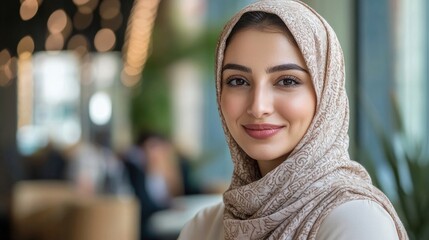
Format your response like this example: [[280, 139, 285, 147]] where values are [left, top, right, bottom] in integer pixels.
[[275, 76, 301, 87], [225, 77, 249, 87], [224, 75, 301, 87]]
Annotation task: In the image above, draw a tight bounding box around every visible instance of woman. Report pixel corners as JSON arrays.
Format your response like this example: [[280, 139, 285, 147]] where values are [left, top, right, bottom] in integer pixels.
[[179, 0, 408, 239]]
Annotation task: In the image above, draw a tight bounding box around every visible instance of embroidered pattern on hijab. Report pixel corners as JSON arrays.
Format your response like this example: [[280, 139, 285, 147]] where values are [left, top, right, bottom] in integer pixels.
[[215, 0, 408, 239]]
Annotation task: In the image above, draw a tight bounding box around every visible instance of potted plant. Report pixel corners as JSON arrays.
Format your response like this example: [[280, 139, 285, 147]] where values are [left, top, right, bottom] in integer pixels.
[[359, 95, 429, 240]]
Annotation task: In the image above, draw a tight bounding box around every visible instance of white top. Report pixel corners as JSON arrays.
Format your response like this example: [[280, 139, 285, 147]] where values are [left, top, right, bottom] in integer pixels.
[[178, 199, 399, 240]]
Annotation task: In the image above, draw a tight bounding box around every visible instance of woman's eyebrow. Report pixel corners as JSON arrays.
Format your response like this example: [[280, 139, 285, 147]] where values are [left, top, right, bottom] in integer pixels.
[[222, 63, 252, 73], [266, 64, 309, 73]]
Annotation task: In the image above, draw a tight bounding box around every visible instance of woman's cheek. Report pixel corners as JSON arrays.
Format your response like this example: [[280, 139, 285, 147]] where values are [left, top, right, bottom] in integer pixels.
[[221, 93, 239, 119], [277, 92, 315, 119]]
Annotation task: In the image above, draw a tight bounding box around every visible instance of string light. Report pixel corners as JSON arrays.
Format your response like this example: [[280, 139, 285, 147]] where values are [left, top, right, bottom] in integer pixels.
[[122, 0, 161, 87], [17, 52, 33, 128], [6, 0, 131, 87]]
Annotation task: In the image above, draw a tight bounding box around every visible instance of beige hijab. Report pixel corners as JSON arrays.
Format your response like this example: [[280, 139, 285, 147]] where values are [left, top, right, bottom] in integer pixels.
[[215, 0, 408, 239]]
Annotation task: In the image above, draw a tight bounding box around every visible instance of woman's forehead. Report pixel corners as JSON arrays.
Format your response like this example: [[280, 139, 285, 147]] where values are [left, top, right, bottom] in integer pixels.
[[222, 28, 307, 72]]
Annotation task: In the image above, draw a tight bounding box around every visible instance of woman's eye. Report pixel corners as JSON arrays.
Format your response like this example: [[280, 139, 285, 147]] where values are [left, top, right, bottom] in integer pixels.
[[227, 78, 248, 86], [277, 77, 300, 87]]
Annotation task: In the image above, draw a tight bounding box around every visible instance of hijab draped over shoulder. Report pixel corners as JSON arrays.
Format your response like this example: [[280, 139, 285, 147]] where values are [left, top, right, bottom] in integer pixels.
[[215, 0, 408, 239]]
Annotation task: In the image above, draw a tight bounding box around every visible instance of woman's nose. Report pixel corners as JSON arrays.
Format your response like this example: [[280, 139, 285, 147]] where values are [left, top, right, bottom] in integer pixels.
[[247, 85, 274, 119]]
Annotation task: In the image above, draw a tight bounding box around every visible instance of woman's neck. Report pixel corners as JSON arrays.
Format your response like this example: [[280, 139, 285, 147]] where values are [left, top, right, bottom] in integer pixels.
[[256, 157, 286, 176]]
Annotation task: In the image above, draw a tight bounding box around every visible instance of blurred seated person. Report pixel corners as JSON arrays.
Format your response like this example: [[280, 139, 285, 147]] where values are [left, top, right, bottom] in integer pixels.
[[23, 141, 68, 180], [122, 131, 200, 239], [65, 136, 132, 197]]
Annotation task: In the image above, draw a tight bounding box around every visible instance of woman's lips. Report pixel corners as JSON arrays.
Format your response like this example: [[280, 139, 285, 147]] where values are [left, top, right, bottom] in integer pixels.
[[243, 124, 284, 139]]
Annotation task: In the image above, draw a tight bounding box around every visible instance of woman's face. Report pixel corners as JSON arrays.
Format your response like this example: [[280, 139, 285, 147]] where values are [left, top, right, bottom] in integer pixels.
[[221, 27, 317, 174]]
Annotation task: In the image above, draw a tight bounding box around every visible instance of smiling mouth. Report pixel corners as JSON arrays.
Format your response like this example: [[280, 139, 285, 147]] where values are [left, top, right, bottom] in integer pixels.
[[243, 124, 284, 139]]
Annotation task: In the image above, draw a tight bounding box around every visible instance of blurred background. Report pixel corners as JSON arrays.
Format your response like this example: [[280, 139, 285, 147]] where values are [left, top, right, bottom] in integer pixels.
[[0, 0, 427, 239]]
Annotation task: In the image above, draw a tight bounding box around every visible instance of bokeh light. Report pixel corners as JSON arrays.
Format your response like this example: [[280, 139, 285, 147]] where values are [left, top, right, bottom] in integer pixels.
[[77, 0, 99, 14], [73, 11, 93, 30], [120, 70, 140, 88], [62, 15, 73, 40], [20, 0, 38, 21], [89, 92, 112, 125], [99, 0, 120, 20], [94, 28, 116, 52], [7, 57, 18, 79], [0, 50, 14, 87], [72, 0, 90, 6], [0, 57, 17, 87], [0, 49, 11, 66], [45, 33, 65, 51], [101, 12, 123, 31], [17, 35, 35, 57], [67, 34, 89, 57], [47, 9, 68, 34]]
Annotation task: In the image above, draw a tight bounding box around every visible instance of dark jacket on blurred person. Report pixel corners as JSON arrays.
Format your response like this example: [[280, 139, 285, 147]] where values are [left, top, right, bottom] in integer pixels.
[[123, 132, 201, 240]]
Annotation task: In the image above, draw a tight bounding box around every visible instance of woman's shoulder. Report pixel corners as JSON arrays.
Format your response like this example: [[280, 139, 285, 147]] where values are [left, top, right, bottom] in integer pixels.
[[178, 202, 224, 240], [316, 199, 399, 240]]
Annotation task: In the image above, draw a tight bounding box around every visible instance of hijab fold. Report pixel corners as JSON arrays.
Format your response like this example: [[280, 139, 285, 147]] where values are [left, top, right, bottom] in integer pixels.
[[215, 0, 408, 239]]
